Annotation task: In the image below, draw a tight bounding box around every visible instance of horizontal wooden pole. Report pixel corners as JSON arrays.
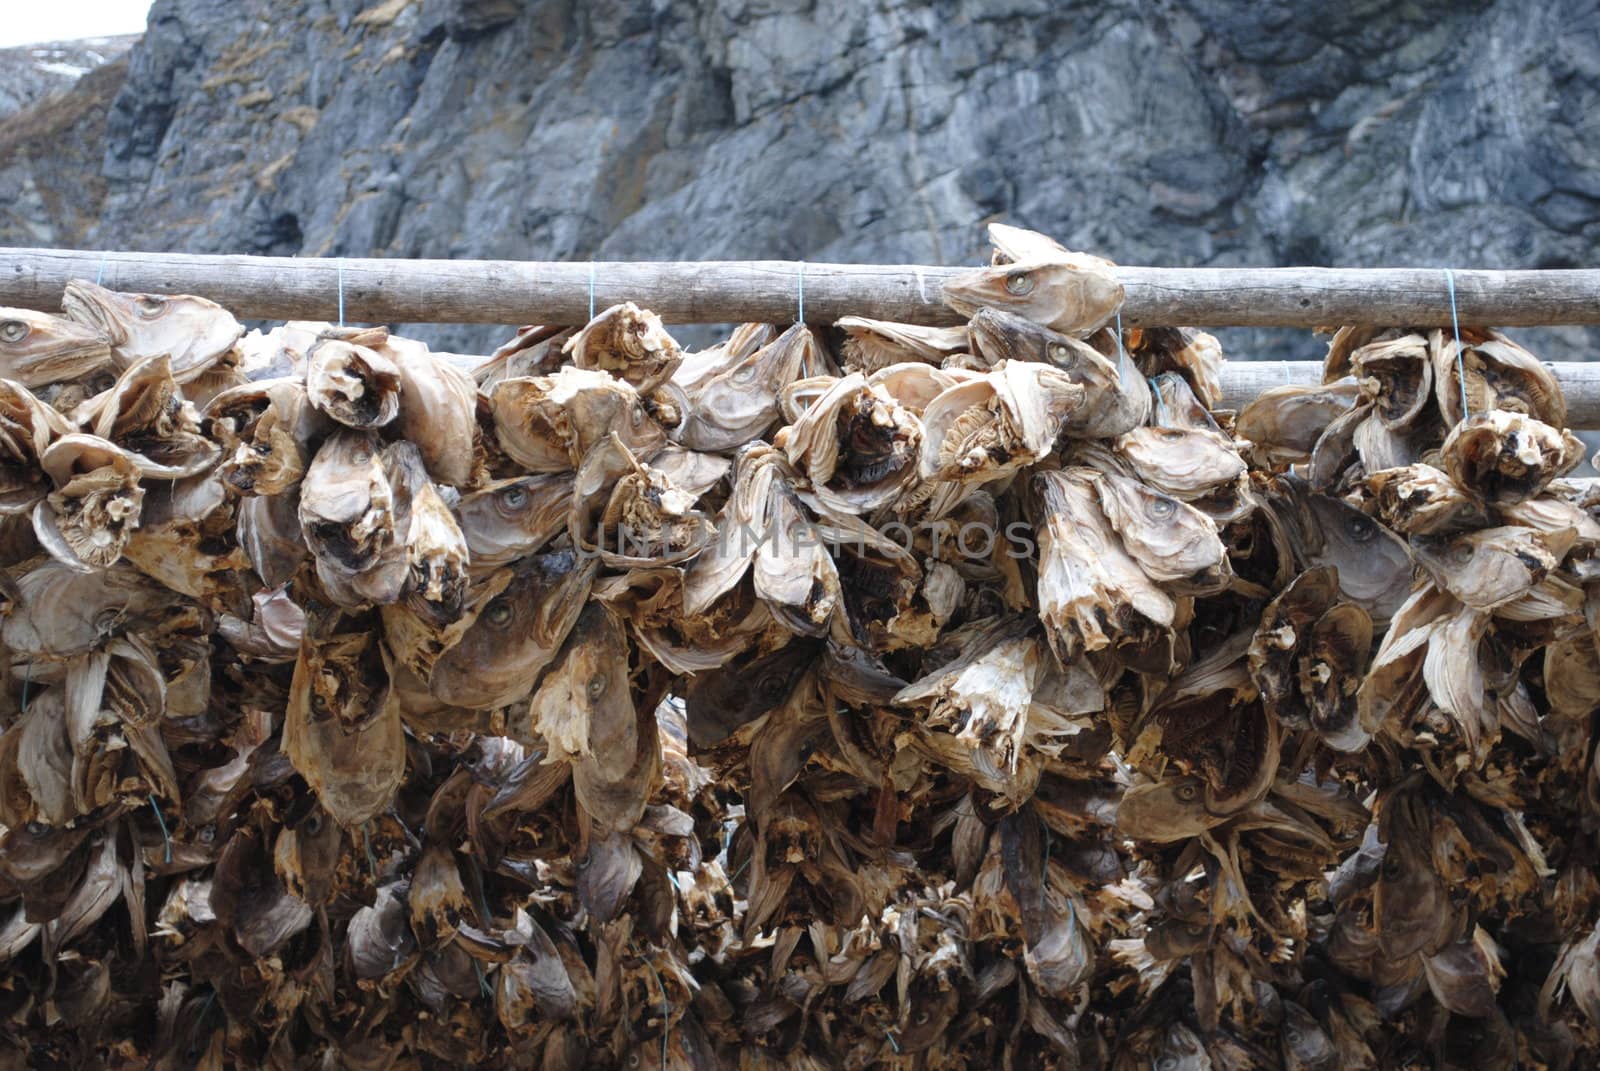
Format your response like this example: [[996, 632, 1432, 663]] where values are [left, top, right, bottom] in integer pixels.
[[4, 248, 1600, 328]]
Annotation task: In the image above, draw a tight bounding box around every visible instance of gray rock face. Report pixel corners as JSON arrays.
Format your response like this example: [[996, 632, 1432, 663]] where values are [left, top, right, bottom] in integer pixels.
[[8, 0, 1600, 361]]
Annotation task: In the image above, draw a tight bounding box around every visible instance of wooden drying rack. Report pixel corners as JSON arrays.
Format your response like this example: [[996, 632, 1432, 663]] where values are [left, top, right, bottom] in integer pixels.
[[5, 248, 1600, 425]]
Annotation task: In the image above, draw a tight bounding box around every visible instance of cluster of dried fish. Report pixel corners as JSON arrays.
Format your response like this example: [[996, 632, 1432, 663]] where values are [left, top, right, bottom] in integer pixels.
[[0, 227, 1596, 1070]]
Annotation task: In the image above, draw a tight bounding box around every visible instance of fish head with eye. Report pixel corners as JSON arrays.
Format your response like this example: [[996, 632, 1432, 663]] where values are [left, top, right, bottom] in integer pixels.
[[61, 280, 242, 379], [943, 259, 1124, 336], [0, 306, 113, 388], [1114, 775, 1224, 843], [683, 640, 822, 749]]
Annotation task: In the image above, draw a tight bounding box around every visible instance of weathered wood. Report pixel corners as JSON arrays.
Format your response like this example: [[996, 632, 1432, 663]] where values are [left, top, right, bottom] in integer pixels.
[[5, 248, 1600, 328]]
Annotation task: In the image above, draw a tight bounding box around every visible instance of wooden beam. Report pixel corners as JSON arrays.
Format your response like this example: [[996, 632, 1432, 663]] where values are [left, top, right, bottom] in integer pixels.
[[5, 248, 1600, 328]]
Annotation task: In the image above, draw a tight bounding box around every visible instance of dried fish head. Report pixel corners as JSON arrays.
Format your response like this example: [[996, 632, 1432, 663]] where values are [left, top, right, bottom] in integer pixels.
[[921, 361, 1084, 484], [1149, 370, 1219, 432], [1303, 492, 1414, 626], [1301, 602, 1374, 750], [61, 280, 242, 381], [454, 473, 571, 573], [428, 548, 596, 709], [835, 316, 968, 372], [0, 306, 112, 387], [206, 377, 325, 496], [1362, 464, 1489, 535], [1114, 426, 1247, 501], [475, 324, 573, 388], [1114, 775, 1224, 843], [283, 617, 406, 827], [1032, 468, 1175, 669], [388, 440, 470, 627], [1124, 326, 1223, 411], [0, 379, 73, 514], [670, 323, 817, 452], [968, 307, 1148, 437], [385, 336, 480, 486], [573, 434, 713, 567], [491, 367, 665, 472], [1433, 327, 1566, 427], [894, 618, 1044, 794], [1091, 469, 1231, 594], [1413, 525, 1572, 610], [1352, 333, 1433, 428], [81, 355, 220, 478], [304, 335, 402, 429], [1439, 409, 1583, 505], [297, 430, 404, 603], [1236, 379, 1362, 467], [1374, 780, 1457, 959], [943, 258, 1123, 335], [35, 433, 146, 570], [562, 301, 682, 391], [1249, 566, 1339, 730], [779, 371, 922, 513], [1, 561, 174, 657]]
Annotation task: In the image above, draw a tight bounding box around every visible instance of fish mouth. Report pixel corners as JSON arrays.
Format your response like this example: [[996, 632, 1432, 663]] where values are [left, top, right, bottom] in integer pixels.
[[60, 281, 128, 347]]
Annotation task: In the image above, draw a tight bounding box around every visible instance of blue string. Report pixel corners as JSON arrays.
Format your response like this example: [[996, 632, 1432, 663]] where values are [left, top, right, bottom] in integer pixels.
[[1444, 269, 1468, 419], [95, 254, 108, 287], [588, 262, 596, 322], [150, 795, 173, 863], [796, 261, 806, 323], [337, 260, 346, 327]]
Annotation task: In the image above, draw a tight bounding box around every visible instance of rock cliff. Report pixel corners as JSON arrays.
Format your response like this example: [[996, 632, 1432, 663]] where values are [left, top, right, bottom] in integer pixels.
[[2, 0, 1597, 361]]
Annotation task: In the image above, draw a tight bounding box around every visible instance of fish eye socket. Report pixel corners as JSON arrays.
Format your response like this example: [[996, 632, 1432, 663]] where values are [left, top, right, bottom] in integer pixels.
[[311, 692, 331, 714], [485, 599, 513, 626], [0, 320, 28, 344], [586, 673, 608, 700], [1149, 497, 1177, 519], [136, 296, 167, 318], [499, 485, 528, 511], [198, 825, 215, 844], [1347, 516, 1376, 542], [1186, 922, 1208, 936], [1450, 542, 1473, 563], [1048, 342, 1074, 365], [24, 820, 48, 837], [1285, 1027, 1302, 1044], [632, 403, 645, 425], [1175, 782, 1198, 803], [352, 448, 372, 465], [1004, 271, 1034, 296]]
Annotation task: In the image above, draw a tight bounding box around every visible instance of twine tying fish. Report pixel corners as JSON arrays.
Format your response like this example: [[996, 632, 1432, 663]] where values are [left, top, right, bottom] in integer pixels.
[[796, 260, 806, 323], [588, 262, 597, 322], [95, 253, 108, 287], [337, 259, 346, 327], [1445, 269, 1470, 418], [150, 795, 174, 864]]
